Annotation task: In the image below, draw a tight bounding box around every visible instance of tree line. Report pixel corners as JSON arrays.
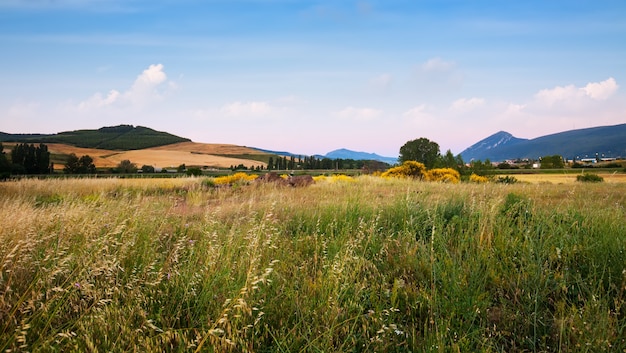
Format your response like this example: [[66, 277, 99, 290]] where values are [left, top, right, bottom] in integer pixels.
[[0, 143, 52, 177], [265, 155, 388, 171]]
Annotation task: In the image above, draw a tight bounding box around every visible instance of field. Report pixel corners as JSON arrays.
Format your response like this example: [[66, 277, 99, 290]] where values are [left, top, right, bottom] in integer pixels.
[[5, 142, 270, 170], [1, 176, 625, 352], [502, 172, 626, 184]]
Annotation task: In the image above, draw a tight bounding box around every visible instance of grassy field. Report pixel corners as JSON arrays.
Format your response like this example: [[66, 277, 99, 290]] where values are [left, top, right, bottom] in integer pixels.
[[1, 176, 624, 352]]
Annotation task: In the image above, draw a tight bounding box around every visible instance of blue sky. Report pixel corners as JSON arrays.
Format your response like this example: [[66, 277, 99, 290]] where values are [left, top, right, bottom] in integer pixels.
[[1, 0, 625, 157]]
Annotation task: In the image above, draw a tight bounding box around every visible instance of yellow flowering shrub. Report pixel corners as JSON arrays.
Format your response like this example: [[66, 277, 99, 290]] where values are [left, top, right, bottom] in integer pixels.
[[424, 168, 460, 183], [469, 173, 490, 183], [213, 172, 258, 185], [381, 161, 426, 179], [312, 175, 356, 183]]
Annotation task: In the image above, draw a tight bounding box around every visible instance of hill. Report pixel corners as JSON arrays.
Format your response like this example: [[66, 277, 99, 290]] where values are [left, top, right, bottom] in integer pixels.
[[460, 123, 626, 162], [0, 125, 190, 150], [14, 142, 269, 170]]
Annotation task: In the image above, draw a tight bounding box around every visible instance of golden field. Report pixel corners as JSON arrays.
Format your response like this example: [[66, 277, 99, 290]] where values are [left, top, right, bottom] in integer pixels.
[[502, 172, 626, 184], [29, 142, 269, 170]]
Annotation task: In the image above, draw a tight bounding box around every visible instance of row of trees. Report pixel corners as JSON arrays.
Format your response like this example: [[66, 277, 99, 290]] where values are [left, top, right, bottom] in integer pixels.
[[0, 143, 53, 176], [266, 155, 388, 171]]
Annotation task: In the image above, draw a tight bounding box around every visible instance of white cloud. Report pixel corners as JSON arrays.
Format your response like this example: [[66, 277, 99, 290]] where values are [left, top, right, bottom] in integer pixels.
[[421, 57, 455, 73], [582, 77, 618, 100], [334, 106, 382, 121], [402, 104, 431, 120], [450, 97, 485, 113], [534, 77, 618, 105], [76, 63, 170, 110]]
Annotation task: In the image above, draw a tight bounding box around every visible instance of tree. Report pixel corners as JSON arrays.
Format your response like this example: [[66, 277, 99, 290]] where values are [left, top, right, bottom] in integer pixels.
[[540, 155, 564, 169], [437, 149, 458, 169], [399, 138, 440, 168], [141, 165, 155, 173], [79, 155, 96, 173], [116, 160, 137, 174], [64, 154, 96, 174], [10, 143, 51, 174], [0, 143, 11, 179], [267, 157, 274, 171]]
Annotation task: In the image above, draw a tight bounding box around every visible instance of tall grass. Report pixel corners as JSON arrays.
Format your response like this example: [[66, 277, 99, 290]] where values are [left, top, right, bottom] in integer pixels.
[[0, 176, 624, 351]]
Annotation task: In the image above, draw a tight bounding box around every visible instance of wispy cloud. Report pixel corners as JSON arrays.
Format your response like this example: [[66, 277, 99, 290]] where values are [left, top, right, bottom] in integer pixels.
[[334, 106, 382, 121]]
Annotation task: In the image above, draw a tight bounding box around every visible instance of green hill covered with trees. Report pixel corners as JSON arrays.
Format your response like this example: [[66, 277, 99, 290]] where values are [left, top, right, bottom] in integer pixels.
[[0, 125, 190, 150]]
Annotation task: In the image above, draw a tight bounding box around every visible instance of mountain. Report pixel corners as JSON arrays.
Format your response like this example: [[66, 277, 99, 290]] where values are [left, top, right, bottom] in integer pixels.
[[460, 123, 626, 162], [324, 148, 397, 164], [0, 125, 190, 150], [251, 147, 397, 164]]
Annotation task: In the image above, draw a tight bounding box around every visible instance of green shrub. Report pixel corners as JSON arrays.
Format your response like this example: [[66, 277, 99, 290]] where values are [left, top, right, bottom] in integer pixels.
[[495, 176, 518, 184], [576, 173, 604, 182]]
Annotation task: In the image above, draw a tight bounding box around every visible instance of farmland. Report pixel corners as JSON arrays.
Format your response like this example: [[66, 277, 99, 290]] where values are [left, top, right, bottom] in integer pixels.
[[3, 142, 270, 170], [1, 176, 625, 352]]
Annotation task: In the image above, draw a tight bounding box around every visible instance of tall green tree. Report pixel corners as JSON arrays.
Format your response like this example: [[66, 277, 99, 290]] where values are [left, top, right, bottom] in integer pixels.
[[399, 137, 440, 168], [117, 160, 138, 174], [437, 149, 458, 169], [10, 143, 51, 174], [0, 143, 11, 179], [64, 154, 97, 174], [540, 155, 564, 169]]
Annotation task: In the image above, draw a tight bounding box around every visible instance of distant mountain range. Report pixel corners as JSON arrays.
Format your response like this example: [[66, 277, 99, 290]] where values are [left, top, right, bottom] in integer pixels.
[[460, 123, 626, 162], [322, 148, 397, 164]]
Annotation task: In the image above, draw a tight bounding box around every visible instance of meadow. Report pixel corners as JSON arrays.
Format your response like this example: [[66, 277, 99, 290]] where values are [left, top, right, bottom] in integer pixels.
[[0, 176, 624, 352]]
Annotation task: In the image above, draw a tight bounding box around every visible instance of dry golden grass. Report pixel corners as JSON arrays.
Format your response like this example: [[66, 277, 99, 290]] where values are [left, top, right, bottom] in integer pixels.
[[39, 142, 269, 170], [503, 172, 626, 184]]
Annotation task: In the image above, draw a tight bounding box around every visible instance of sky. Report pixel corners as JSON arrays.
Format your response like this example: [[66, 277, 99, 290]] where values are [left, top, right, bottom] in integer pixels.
[[1, 0, 625, 157]]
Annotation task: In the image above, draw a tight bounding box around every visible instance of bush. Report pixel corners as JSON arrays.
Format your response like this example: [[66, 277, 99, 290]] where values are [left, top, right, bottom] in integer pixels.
[[469, 173, 489, 183], [186, 167, 203, 176], [495, 176, 518, 184], [424, 168, 460, 183], [381, 161, 426, 179], [576, 173, 604, 182], [212, 172, 258, 185]]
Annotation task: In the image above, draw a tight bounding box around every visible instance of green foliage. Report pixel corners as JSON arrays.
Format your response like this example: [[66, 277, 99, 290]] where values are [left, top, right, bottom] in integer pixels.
[[399, 137, 440, 168], [540, 154, 565, 169], [0, 143, 10, 179], [1, 125, 190, 150], [494, 175, 518, 184], [115, 159, 137, 174], [140, 165, 155, 173], [576, 173, 604, 182], [9, 143, 51, 174], [185, 167, 202, 176], [64, 153, 96, 174]]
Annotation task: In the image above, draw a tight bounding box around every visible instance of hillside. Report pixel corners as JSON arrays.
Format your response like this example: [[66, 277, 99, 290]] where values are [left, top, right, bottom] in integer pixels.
[[0, 125, 190, 150], [41, 142, 269, 170], [460, 123, 626, 162]]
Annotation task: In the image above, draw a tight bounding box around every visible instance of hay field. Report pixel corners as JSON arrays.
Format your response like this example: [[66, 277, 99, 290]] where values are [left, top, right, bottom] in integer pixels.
[[42, 142, 268, 170], [503, 172, 626, 184]]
